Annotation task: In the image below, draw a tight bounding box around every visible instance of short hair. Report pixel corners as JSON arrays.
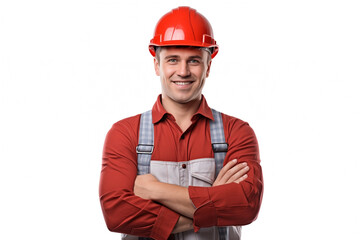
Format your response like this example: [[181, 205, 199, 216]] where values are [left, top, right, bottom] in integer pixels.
[[154, 46, 212, 64]]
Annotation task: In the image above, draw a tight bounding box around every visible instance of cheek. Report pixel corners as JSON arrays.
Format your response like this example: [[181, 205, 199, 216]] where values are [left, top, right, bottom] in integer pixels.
[[161, 67, 175, 80], [196, 68, 207, 82]]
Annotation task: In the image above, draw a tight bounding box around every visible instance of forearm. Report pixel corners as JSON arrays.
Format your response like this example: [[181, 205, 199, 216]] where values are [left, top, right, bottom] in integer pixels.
[[147, 181, 195, 218], [189, 171, 263, 228], [100, 169, 180, 239]]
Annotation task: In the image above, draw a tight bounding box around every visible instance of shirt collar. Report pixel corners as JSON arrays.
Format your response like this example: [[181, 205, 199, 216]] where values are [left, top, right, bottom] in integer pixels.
[[152, 94, 214, 124]]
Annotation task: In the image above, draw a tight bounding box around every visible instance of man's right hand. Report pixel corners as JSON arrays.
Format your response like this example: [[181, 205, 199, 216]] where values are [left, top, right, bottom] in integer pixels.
[[213, 159, 249, 186]]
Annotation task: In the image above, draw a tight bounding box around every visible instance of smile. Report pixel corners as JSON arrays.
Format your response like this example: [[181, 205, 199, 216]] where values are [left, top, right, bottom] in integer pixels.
[[173, 81, 193, 85]]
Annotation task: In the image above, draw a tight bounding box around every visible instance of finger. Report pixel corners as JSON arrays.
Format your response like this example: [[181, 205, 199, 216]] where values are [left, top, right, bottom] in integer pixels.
[[221, 162, 248, 183], [218, 159, 237, 177], [214, 159, 238, 185], [233, 174, 248, 184], [226, 165, 249, 184]]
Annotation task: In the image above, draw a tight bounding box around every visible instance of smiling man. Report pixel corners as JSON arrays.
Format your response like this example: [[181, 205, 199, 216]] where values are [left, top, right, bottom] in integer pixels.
[[99, 6, 263, 240]]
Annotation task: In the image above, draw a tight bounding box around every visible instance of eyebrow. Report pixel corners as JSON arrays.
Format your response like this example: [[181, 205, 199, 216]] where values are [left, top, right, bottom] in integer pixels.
[[164, 55, 180, 60], [164, 55, 203, 60], [188, 56, 203, 59]]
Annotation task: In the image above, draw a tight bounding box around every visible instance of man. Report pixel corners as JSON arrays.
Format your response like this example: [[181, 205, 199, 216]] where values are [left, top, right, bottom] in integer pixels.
[[99, 6, 263, 240]]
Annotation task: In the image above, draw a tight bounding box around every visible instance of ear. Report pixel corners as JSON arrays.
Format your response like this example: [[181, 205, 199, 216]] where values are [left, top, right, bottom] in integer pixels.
[[206, 60, 212, 78], [154, 58, 160, 76]]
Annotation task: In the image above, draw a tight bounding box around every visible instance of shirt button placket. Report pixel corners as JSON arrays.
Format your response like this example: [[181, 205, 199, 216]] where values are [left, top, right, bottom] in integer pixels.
[[178, 132, 189, 188], [179, 162, 186, 187]]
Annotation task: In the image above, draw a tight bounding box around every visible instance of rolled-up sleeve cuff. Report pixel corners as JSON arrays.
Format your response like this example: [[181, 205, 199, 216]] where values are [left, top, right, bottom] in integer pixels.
[[188, 186, 217, 231], [150, 206, 179, 240]]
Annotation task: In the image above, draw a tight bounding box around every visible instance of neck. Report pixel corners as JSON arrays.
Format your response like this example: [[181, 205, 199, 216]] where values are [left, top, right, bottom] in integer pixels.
[[161, 95, 202, 131]]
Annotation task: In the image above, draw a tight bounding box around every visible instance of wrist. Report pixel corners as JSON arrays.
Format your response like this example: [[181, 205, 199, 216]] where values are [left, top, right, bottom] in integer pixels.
[[172, 216, 193, 233]]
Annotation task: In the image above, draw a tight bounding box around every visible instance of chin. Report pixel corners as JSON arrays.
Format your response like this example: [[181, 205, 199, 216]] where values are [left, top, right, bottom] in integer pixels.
[[173, 96, 199, 104]]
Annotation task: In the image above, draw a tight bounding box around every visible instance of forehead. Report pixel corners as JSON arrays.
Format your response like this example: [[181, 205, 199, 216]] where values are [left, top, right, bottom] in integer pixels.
[[159, 47, 207, 58]]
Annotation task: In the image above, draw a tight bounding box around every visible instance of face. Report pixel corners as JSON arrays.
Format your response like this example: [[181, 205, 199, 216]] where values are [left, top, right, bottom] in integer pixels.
[[154, 47, 212, 105]]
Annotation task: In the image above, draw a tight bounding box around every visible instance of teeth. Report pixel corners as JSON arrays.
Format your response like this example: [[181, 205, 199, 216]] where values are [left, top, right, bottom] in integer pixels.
[[174, 82, 191, 85]]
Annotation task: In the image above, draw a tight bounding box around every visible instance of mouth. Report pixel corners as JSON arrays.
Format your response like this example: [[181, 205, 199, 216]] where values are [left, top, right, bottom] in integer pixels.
[[172, 81, 194, 86]]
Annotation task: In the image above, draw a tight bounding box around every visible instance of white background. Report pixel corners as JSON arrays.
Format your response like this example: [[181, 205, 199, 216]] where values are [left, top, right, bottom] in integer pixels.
[[1, 0, 359, 239]]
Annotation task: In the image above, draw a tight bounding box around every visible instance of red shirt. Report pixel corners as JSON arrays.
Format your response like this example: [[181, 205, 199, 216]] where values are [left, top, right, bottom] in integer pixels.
[[99, 95, 263, 240]]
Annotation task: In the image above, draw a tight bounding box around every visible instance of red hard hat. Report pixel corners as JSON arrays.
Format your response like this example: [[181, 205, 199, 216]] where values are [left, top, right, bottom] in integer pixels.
[[149, 6, 219, 58]]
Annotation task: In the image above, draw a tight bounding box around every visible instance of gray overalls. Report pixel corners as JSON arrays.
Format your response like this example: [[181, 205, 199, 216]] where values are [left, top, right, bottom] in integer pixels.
[[122, 109, 241, 240]]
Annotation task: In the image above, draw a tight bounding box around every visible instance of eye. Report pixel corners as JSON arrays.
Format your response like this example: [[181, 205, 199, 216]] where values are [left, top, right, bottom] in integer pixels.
[[189, 59, 201, 65], [167, 58, 178, 63]]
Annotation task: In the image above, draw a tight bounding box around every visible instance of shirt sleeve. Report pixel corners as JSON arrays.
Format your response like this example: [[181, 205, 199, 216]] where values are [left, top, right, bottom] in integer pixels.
[[99, 117, 179, 240], [188, 116, 264, 230]]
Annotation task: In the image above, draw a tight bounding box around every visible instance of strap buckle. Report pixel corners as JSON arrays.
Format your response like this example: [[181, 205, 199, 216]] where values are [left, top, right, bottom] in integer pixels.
[[212, 143, 228, 153], [136, 144, 154, 154]]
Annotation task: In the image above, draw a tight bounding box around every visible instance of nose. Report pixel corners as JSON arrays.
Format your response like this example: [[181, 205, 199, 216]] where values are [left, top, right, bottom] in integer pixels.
[[177, 60, 191, 78]]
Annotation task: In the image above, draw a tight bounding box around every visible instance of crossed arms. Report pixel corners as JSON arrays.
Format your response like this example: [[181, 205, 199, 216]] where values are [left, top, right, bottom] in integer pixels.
[[134, 159, 250, 233]]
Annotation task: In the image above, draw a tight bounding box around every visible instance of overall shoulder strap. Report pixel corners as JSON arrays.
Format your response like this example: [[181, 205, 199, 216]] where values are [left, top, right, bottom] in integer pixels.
[[136, 111, 154, 240], [210, 109, 228, 177], [136, 110, 154, 175], [210, 109, 229, 240]]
